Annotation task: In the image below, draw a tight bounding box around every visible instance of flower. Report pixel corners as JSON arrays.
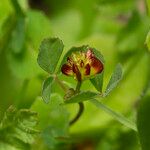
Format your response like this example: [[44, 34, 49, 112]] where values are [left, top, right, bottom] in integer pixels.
[[61, 48, 104, 81]]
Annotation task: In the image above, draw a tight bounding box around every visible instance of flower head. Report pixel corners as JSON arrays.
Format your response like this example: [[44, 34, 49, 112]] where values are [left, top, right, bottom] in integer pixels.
[[61, 48, 104, 81]]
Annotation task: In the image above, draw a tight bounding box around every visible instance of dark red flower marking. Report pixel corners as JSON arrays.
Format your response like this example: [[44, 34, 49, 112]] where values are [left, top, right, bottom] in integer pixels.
[[84, 64, 90, 75], [61, 64, 72, 76], [90, 57, 103, 74], [61, 48, 104, 81]]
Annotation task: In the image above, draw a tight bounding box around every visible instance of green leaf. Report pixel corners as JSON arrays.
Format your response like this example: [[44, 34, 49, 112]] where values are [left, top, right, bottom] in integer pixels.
[[104, 63, 123, 96], [137, 87, 150, 150], [117, 11, 149, 53], [0, 106, 39, 150], [91, 47, 105, 63], [7, 0, 25, 54], [7, 46, 41, 79], [146, 0, 150, 16], [37, 37, 64, 74], [8, 16, 25, 54], [146, 31, 150, 52], [26, 10, 52, 50], [89, 48, 104, 92], [98, 0, 125, 4], [42, 77, 54, 103], [31, 94, 69, 149], [90, 70, 104, 92], [0, 15, 16, 54], [51, 10, 81, 46], [90, 99, 137, 131], [41, 126, 69, 150], [10, 0, 24, 17], [65, 91, 98, 103]]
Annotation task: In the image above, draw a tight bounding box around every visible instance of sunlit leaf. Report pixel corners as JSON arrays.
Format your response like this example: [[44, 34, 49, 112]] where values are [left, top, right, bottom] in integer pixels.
[[146, 31, 150, 52], [146, 0, 150, 16], [38, 38, 64, 74], [104, 63, 123, 96]]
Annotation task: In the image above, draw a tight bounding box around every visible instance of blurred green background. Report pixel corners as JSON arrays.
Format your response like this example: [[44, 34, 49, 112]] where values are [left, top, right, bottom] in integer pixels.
[[0, 0, 150, 149]]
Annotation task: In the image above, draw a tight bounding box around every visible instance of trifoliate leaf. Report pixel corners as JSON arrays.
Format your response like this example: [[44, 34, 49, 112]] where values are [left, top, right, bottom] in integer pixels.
[[42, 77, 54, 103], [89, 47, 104, 92], [65, 91, 98, 103], [104, 63, 123, 96], [37, 38, 64, 74]]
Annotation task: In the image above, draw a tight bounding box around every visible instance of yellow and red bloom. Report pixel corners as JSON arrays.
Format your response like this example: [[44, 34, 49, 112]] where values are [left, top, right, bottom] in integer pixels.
[[61, 49, 104, 81]]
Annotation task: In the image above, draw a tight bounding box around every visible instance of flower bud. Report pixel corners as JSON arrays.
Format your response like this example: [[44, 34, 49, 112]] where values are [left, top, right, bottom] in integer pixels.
[[61, 48, 103, 81]]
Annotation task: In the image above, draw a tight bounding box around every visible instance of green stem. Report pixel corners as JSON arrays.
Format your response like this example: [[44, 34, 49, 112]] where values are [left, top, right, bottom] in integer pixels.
[[54, 75, 67, 92], [69, 81, 84, 126], [10, 0, 25, 17], [90, 99, 137, 131], [55, 78, 84, 126], [75, 81, 82, 93], [69, 102, 84, 126]]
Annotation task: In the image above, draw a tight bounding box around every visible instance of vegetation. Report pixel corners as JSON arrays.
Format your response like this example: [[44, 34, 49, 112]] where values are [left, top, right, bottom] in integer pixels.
[[0, 0, 150, 149]]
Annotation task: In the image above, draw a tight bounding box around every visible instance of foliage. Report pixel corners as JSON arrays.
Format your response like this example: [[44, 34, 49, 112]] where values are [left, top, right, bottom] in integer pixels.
[[137, 83, 150, 150], [0, 0, 150, 149], [104, 64, 122, 97], [0, 106, 39, 150]]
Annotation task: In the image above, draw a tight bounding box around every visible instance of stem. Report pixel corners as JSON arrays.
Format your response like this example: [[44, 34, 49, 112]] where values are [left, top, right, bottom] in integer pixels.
[[54, 75, 67, 92], [55, 77, 84, 126], [69, 102, 84, 126], [90, 99, 137, 131], [75, 81, 82, 93], [69, 81, 84, 126], [10, 0, 25, 17]]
